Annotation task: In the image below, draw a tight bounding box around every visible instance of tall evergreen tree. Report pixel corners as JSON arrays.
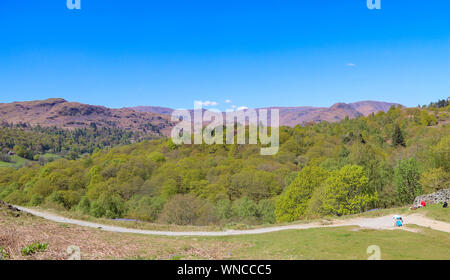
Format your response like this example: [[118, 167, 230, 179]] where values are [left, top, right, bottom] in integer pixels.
[[392, 124, 406, 147]]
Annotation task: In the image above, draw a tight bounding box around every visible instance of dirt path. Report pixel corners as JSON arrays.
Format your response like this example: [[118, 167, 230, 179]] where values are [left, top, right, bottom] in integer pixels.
[[14, 206, 450, 236]]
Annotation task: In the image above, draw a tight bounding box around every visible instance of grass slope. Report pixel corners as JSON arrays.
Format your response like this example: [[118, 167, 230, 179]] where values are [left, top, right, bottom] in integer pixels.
[[0, 155, 31, 168]]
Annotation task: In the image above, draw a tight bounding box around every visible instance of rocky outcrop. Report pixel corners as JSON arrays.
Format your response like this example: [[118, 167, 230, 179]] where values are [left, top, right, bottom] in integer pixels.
[[414, 188, 450, 205], [0, 200, 22, 218]]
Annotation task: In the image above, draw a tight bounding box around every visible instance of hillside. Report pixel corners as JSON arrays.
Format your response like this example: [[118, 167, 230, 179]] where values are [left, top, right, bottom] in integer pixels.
[[1, 201, 449, 260], [0, 99, 174, 136], [128, 106, 174, 115], [0, 104, 448, 227]]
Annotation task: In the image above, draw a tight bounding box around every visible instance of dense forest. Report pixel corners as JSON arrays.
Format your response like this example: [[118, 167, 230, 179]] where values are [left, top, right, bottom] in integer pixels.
[[0, 102, 448, 226], [0, 123, 156, 165]]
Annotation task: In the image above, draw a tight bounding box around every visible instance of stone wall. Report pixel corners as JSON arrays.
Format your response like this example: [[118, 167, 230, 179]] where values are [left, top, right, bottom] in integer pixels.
[[414, 188, 450, 205]]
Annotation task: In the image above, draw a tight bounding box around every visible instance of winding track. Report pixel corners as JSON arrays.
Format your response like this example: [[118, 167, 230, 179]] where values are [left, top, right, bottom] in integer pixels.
[[14, 205, 450, 236]]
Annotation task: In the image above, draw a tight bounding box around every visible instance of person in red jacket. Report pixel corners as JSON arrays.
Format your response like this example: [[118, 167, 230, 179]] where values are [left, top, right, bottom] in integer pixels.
[[420, 200, 426, 207]]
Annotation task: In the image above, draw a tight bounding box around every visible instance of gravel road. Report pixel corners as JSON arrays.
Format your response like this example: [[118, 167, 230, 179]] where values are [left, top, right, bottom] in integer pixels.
[[14, 205, 450, 236]]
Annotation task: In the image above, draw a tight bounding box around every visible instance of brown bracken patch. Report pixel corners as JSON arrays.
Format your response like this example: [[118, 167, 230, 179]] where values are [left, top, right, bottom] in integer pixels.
[[0, 202, 249, 260]]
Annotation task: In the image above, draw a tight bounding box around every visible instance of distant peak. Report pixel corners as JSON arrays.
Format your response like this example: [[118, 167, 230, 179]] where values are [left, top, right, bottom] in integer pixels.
[[330, 102, 353, 110], [43, 98, 67, 103], [31, 98, 68, 107]]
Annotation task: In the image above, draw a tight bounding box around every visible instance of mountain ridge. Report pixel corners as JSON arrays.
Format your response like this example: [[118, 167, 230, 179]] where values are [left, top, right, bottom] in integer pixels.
[[127, 100, 400, 127], [0, 99, 400, 133]]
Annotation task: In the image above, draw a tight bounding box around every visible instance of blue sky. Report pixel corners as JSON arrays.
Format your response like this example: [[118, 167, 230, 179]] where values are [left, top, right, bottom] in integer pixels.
[[0, 0, 448, 110]]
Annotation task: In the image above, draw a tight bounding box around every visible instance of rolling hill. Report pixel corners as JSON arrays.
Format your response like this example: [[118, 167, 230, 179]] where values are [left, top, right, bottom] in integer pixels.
[[0, 98, 174, 136]]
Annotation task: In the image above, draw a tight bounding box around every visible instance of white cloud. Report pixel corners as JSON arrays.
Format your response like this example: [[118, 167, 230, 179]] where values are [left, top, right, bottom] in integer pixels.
[[195, 100, 218, 107], [346, 63, 356, 67], [237, 106, 248, 111], [225, 99, 232, 104], [231, 105, 236, 109]]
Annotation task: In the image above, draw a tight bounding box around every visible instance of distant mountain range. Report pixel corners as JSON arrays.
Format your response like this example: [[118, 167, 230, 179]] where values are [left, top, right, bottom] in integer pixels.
[[0, 99, 399, 135], [128, 100, 399, 127]]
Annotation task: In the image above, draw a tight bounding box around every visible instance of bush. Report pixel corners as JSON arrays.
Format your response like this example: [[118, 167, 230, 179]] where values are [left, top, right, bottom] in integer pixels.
[[47, 191, 65, 207], [77, 196, 91, 214], [149, 152, 165, 163], [0, 185, 18, 201], [90, 200, 105, 218], [127, 196, 165, 222], [420, 168, 449, 194], [30, 194, 44, 206], [257, 199, 276, 224], [47, 190, 81, 209], [233, 197, 258, 219], [431, 135, 450, 171], [89, 193, 125, 219], [216, 199, 232, 220], [196, 202, 219, 225], [4, 190, 29, 205], [13, 145, 34, 160], [158, 194, 217, 225]]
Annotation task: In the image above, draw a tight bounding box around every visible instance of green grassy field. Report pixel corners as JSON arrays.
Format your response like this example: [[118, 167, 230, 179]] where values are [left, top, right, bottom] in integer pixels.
[[39, 153, 61, 161], [201, 226, 450, 260], [415, 204, 450, 223], [0, 155, 31, 168], [0, 153, 62, 169]]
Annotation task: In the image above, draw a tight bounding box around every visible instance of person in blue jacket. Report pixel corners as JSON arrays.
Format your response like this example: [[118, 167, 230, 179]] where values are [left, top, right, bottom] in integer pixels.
[[393, 215, 403, 227]]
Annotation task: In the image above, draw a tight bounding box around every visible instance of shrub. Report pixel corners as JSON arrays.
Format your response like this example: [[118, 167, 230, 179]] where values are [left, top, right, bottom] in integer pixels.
[[77, 196, 91, 214], [21, 242, 48, 256], [89, 193, 125, 219], [90, 201, 105, 218], [158, 194, 217, 225], [61, 190, 82, 209], [149, 152, 165, 163], [431, 135, 450, 171], [30, 194, 44, 206], [257, 199, 276, 224], [420, 168, 449, 194], [196, 202, 219, 225], [0, 185, 18, 201], [215, 199, 232, 220], [4, 190, 29, 205], [47, 191, 65, 206], [127, 196, 165, 222], [233, 197, 258, 219]]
